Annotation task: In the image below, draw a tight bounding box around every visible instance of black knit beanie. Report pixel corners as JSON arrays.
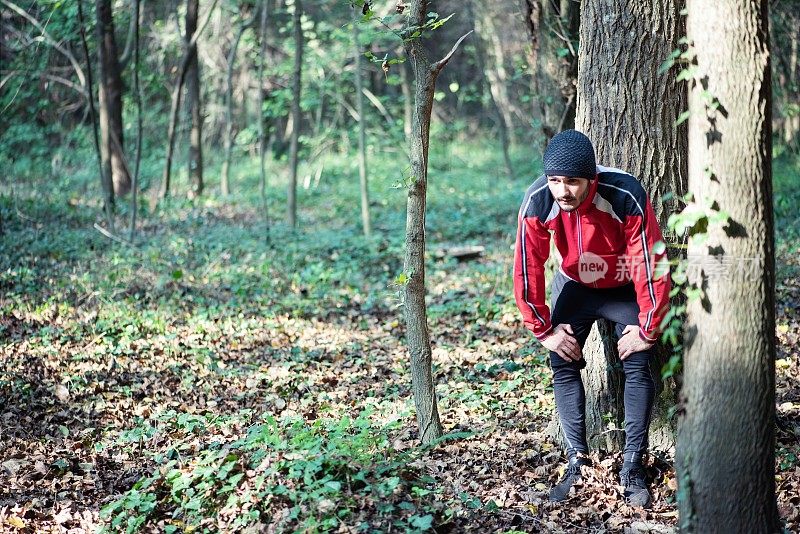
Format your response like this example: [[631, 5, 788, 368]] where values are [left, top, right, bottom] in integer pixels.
[[543, 129, 596, 179]]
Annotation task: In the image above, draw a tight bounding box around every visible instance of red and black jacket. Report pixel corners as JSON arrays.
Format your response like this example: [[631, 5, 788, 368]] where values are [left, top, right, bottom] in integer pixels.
[[513, 165, 671, 342]]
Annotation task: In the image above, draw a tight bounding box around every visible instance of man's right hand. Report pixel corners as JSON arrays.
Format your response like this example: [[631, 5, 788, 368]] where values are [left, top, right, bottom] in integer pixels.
[[541, 324, 583, 362]]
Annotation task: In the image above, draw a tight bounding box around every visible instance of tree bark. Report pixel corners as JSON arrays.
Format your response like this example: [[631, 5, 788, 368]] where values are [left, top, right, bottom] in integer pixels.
[[185, 0, 203, 198], [402, 0, 470, 444], [676, 0, 779, 531], [353, 20, 371, 236], [96, 0, 130, 197], [287, 0, 303, 228], [563, 0, 687, 455]]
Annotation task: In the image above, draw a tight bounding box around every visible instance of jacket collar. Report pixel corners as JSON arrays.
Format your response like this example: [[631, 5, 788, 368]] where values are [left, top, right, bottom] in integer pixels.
[[574, 175, 599, 213]]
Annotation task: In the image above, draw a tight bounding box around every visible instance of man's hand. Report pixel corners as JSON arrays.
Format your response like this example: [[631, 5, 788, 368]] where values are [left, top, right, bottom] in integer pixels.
[[617, 325, 654, 360], [541, 324, 583, 362]]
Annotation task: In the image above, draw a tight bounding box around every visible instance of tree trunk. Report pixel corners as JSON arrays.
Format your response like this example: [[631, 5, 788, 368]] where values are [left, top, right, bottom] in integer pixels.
[[287, 0, 303, 228], [96, 0, 130, 197], [520, 0, 579, 146], [402, 0, 470, 444], [118, 0, 139, 70], [160, 0, 218, 200], [161, 59, 189, 200], [783, 27, 799, 151], [563, 0, 687, 455], [130, 0, 142, 241], [473, 9, 518, 147], [470, 1, 513, 179], [221, 10, 257, 196], [78, 0, 114, 226], [353, 20, 371, 236], [185, 0, 203, 198], [258, 0, 271, 239], [676, 0, 778, 531]]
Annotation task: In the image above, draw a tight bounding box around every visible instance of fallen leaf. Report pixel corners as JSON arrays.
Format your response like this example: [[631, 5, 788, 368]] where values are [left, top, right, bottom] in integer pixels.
[[55, 384, 70, 402]]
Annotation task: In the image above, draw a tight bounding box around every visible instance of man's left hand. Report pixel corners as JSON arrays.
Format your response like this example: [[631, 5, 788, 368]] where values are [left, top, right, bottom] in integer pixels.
[[617, 325, 654, 360]]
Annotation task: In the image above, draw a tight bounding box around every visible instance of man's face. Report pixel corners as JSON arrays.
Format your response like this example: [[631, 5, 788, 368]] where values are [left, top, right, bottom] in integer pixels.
[[547, 175, 591, 212]]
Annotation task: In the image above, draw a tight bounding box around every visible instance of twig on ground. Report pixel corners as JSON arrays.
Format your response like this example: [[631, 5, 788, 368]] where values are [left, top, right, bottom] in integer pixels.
[[93, 223, 137, 247]]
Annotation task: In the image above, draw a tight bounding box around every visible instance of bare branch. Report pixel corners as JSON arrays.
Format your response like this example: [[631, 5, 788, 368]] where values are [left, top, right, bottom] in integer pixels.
[[1, 0, 87, 89], [361, 87, 395, 126], [188, 0, 221, 50], [433, 29, 473, 72], [93, 223, 136, 246]]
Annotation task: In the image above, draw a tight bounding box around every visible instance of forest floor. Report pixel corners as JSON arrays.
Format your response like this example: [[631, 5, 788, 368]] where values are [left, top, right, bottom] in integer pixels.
[[1, 142, 799, 533]]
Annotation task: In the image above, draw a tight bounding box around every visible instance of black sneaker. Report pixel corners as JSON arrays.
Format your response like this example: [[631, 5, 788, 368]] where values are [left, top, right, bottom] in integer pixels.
[[620, 462, 651, 508], [549, 456, 591, 502]]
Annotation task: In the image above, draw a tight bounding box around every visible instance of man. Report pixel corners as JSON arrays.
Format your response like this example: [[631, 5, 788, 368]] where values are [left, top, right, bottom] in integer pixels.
[[513, 130, 671, 507]]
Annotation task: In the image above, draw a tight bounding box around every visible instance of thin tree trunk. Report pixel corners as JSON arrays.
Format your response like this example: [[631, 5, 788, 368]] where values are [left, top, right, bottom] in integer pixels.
[[287, 0, 303, 228], [564, 0, 687, 455], [185, 0, 203, 198], [130, 0, 143, 241], [470, 1, 513, 179], [520, 0, 544, 142], [677, 0, 778, 531], [258, 0, 270, 239], [118, 0, 139, 70], [78, 0, 114, 228], [161, 64, 188, 199], [353, 20, 370, 236], [160, 0, 218, 200], [480, 12, 518, 147], [221, 9, 257, 196], [96, 0, 130, 197], [402, 0, 471, 444]]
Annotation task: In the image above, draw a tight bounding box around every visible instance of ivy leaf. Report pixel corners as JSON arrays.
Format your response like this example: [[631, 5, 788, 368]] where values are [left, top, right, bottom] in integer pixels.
[[676, 66, 697, 82], [658, 57, 675, 74], [674, 110, 691, 127], [409, 514, 434, 529]]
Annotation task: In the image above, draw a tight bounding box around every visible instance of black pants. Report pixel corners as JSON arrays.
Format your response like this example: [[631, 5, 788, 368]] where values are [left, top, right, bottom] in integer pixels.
[[549, 271, 655, 464]]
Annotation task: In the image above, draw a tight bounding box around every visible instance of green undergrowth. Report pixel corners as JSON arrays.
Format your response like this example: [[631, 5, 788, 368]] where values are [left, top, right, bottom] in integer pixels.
[[100, 408, 469, 534]]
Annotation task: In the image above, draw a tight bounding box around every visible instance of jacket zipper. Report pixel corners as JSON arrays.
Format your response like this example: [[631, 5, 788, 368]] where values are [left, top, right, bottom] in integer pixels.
[[575, 208, 597, 288]]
